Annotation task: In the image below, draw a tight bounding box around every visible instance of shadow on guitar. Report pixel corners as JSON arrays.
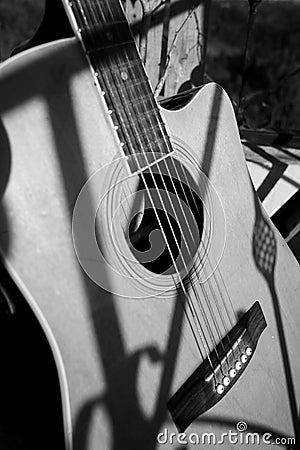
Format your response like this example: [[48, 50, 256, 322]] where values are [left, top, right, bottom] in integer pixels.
[[0, 118, 65, 448], [0, 3, 299, 450]]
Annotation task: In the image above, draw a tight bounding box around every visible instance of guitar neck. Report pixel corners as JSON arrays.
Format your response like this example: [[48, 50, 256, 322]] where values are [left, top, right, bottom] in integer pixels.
[[62, 0, 173, 169]]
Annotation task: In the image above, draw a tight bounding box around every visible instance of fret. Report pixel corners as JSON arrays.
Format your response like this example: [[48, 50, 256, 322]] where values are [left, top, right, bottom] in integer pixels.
[[121, 96, 159, 116], [88, 44, 141, 72], [106, 102, 155, 151], [101, 93, 154, 127], [106, 97, 163, 137], [91, 59, 156, 112], [117, 106, 164, 130], [113, 108, 168, 152], [82, 20, 130, 35], [81, 22, 133, 51], [71, 1, 133, 51], [118, 126, 173, 159], [72, 0, 125, 24], [100, 56, 141, 72], [100, 84, 172, 151], [93, 74, 156, 120], [92, 64, 172, 154], [87, 0, 125, 22], [125, 122, 168, 146], [112, 73, 150, 91], [147, 138, 174, 155], [119, 115, 163, 141], [108, 104, 172, 158], [86, 40, 134, 53], [64, 0, 173, 166], [120, 135, 171, 159], [113, 91, 157, 114], [87, 49, 140, 72], [92, 65, 147, 90], [95, 65, 153, 99], [121, 115, 165, 133]]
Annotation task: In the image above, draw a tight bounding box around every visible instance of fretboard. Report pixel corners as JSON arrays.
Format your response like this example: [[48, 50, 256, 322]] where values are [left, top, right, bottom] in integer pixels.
[[62, 0, 173, 170]]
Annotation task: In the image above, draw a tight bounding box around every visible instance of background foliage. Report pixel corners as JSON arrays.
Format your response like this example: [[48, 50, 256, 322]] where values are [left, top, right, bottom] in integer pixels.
[[0, 0, 299, 130]]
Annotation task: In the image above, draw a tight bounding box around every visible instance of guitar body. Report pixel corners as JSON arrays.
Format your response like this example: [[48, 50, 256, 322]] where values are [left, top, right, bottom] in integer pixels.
[[0, 38, 300, 449]]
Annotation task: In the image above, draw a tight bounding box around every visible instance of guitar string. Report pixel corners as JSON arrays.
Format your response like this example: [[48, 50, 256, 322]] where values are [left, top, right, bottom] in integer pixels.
[[62, 3, 213, 372], [165, 149, 243, 356], [71, 0, 216, 363], [106, 22, 235, 357], [75, 0, 219, 365], [88, 0, 227, 359], [121, 23, 240, 340], [170, 162, 238, 331], [86, 0, 223, 361], [155, 161, 235, 363], [69, 0, 240, 372], [156, 158, 235, 333], [79, 0, 244, 370], [102, 1, 237, 340], [106, 6, 239, 369], [84, 0, 236, 364], [74, 0, 230, 366]]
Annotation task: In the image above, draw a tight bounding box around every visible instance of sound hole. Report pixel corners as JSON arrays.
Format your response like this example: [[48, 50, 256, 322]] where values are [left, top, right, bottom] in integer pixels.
[[127, 166, 204, 275]]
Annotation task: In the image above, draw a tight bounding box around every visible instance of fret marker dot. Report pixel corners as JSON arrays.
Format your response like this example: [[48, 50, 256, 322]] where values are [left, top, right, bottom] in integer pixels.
[[106, 32, 113, 41], [121, 71, 128, 81]]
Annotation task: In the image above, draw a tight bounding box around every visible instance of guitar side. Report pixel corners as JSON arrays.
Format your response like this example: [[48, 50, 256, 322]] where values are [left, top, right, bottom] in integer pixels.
[[0, 38, 300, 449]]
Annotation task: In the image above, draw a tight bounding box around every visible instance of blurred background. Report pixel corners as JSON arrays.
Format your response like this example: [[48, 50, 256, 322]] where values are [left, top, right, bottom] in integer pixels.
[[1, 0, 300, 131]]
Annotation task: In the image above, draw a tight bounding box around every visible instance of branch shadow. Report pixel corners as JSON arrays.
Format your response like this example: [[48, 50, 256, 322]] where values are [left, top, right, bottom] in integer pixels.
[[245, 143, 288, 202], [1, 38, 198, 449], [44, 48, 223, 449], [44, 55, 176, 450], [0, 117, 11, 255], [0, 116, 66, 448], [251, 186, 300, 443], [0, 37, 231, 449], [2, 3, 295, 449], [68, 62, 224, 450]]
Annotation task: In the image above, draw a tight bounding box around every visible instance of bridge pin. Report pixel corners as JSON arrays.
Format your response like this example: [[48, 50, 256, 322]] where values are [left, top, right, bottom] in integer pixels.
[[241, 354, 248, 364], [235, 361, 242, 371], [229, 368, 236, 378], [216, 384, 225, 395], [245, 347, 252, 356], [223, 376, 230, 386]]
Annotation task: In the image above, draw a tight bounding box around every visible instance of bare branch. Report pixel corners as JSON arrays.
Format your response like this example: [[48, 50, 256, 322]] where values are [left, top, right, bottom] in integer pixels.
[[154, 2, 199, 98], [192, 10, 203, 65], [138, 0, 151, 63]]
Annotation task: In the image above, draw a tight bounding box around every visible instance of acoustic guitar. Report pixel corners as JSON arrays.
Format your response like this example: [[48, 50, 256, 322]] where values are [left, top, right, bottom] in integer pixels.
[[0, 1, 300, 449]]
